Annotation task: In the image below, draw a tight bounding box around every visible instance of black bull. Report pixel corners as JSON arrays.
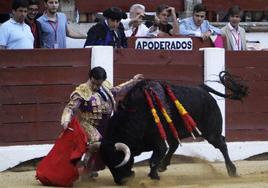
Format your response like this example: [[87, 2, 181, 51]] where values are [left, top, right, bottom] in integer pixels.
[[98, 79, 247, 184]]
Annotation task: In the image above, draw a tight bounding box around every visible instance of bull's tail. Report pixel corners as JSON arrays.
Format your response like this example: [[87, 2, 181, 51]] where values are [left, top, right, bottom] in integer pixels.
[[200, 71, 248, 101]]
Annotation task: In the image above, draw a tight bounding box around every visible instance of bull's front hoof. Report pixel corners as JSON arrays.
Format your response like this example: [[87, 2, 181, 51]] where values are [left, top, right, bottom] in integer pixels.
[[158, 165, 167, 172], [148, 172, 160, 180], [115, 171, 135, 185], [227, 164, 238, 177]]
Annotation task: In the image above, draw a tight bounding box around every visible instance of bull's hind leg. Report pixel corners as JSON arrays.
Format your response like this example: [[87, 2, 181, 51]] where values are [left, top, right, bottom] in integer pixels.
[[148, 141, 168, 180], [207, 135, 237, 177], [158, 140, 179, 172]]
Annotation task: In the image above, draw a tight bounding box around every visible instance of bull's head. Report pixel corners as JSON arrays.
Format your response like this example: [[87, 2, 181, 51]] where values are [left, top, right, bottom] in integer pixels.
[[99, 141, 134, 184]]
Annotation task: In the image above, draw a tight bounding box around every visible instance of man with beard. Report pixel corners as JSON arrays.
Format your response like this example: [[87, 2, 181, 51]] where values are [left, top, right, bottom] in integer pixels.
[[0, 0, 34, 49], [25, 0, 41, 48], [84, 7, 128, 48], [38, 0, 86, 48], [221, 6, 247, 51], [179, 3, 221, 40]]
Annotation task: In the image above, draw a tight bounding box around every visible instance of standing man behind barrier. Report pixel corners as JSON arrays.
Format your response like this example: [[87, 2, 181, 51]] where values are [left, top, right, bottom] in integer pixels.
[[179, 3, 221, 40], [122, 4, 149, 37], [0, 0, 34, 49], [221, 6, 247, 51], [38, 0, 86, 48], [25, 0, 42, 48], [84, 7, 128, 48]]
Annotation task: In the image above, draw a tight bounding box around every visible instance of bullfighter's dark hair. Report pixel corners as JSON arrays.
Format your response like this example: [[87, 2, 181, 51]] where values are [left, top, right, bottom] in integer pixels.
[[12, 0, 29, 10], [156, 4, 169, 15], [193, 3, 206, 13], [227, 5, 243, 18], [89, 66, 107, 81]]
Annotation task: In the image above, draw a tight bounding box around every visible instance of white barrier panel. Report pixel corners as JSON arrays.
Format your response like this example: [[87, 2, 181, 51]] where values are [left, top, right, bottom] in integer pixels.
[[135, 141, 268, 163], [201, 47, 226, 135], [1, 142, 268, 171], [91, 46, 114, 85]]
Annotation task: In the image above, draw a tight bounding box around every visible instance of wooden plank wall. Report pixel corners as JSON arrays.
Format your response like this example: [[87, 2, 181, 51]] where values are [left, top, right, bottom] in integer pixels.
[[114, 49, 203, 86], [203, 0, 268, 12], [0, 49, 91, 146], [225, 51, 268, 141], [1, 49, 268, 145], [75, 0, 184, 13], [0, 0, 45, 14], [203, 0, 268, 21], [0, 0, 11, 14], [0, 48, 203, 146]]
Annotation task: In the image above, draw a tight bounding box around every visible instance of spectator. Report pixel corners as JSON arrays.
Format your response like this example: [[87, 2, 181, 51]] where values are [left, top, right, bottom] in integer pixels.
[[147, 4, 179, 37], [0, 0, 34, 49], [25, 0, 41, 48], [84, 7, 127, 48], [61, 66, 143, 177], [37, 0, 86, 48], [179, 3, 221, 40], [121, 4, 149, 37], [221, 6, 247, 51]]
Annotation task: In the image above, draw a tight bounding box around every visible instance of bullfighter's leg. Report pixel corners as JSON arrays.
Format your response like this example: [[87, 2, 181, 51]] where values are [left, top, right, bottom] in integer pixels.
[[158, 140, 179, 172], [148, 140, 168, 180], [206, 135, 238, 177]]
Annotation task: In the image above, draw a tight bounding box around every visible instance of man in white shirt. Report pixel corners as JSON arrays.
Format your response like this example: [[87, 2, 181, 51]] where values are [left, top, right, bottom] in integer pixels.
[[122, 4, 149, 37], [221, 6, 247, 51], [0, 0, 34, 49]]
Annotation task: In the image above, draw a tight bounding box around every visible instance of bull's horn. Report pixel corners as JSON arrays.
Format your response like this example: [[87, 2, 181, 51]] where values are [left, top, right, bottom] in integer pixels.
[[114, 143, 131, 168]]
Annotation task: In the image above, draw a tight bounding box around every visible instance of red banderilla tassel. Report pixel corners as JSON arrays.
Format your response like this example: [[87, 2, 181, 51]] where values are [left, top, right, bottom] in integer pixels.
[[150, 89, 182, 145], [165, 85, 201, 139], [144, 89, 169, 148]]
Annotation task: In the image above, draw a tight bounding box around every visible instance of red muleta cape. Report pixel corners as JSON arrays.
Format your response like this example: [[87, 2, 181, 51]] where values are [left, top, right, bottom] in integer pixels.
[[36, 117, 88, 187]]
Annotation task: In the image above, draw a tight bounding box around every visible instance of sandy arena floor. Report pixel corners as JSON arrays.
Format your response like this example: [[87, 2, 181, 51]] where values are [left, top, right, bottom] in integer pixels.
[[1, 157, 268, 188]]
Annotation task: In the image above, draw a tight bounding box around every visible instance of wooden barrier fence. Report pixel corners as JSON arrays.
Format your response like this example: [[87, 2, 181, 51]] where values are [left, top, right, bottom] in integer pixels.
[[225, 51, 268, 141], [203, 0, 268, 21], [0, 49, 268, 146], [75, 0, 184, 13]]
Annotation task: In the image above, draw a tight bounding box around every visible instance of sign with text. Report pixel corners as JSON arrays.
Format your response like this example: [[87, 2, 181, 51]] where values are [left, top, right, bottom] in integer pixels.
[[135, 38, 193, 50]]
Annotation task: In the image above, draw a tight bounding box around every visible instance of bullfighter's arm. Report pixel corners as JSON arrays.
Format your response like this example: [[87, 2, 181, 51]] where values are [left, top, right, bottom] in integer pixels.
[[111, 74, 144, 96], [61, 94, 82, 129]]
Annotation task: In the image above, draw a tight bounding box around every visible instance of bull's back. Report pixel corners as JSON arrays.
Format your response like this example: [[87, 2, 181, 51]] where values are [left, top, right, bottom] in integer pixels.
[[167, 85, 223, 138]]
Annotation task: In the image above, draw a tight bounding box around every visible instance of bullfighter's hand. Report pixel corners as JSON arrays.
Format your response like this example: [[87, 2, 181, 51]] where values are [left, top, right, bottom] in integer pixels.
[[133, 74, 144, 81]]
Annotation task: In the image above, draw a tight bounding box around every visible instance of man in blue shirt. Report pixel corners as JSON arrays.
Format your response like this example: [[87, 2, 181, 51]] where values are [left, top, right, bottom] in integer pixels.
[[38, 0, 86, 48], [179, 3, 221, 40]]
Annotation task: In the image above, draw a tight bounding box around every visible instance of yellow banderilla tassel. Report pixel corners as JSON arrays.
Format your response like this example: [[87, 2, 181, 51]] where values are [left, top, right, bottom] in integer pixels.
[[174, 100, 187, 115], [151, 108, 160, 123], [162, 109, 172, 124]]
